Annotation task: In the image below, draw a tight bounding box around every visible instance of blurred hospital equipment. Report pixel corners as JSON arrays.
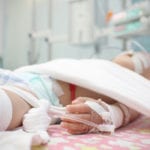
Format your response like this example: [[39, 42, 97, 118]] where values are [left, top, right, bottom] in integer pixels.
[[28, 0, 96, 45], [1, 0, 149, 68], [28, 0, 109, 63], [110, 0, 150, 38], [68, 0, 95, 44], [0, 0, 5, 67], [29, 1, 149, 39], [60, 0, 150, 40]]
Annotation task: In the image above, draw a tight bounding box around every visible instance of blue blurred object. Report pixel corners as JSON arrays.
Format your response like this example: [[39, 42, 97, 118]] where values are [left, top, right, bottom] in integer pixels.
[[131, 0, 150, 52]]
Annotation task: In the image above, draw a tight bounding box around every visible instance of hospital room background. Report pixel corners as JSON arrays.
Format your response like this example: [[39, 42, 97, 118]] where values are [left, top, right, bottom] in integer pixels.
[[0, 0, 150, 70]]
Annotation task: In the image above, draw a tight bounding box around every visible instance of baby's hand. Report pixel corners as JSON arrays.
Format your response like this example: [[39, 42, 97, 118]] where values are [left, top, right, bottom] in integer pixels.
[[61, 97, 103, 134]]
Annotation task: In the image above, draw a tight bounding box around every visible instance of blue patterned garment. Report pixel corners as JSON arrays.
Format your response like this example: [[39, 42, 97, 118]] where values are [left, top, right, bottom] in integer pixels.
[[0, 69, 61, 106]]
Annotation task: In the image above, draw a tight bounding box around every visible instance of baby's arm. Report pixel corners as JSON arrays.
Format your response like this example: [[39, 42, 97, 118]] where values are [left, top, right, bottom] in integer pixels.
[[61, 53, 144, 134], [61, 97, 139, 134]]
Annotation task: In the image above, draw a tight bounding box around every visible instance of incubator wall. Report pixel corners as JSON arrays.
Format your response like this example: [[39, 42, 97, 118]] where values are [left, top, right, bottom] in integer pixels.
[[132, 0, 150, 52], [1, 0, 97, 69], [0, 0, 150, 69], [109, 0, 150, 52], [0, 0, 4, 67]]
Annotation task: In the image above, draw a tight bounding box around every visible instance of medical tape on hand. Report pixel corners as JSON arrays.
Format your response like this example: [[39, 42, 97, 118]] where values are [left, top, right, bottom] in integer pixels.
[[85, 101, 115, 133], [108, 104, 124, 128], [63, 100, 116, 134], [91, 100, 124, 129], [85, 101, 111, 122], [63, 113, 115, 133], [116, 103, 130, 126], [49, 103, 115, 133]]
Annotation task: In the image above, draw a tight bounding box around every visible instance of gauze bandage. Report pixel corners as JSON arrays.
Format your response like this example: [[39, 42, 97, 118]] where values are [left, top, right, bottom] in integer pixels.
[[107, 104, 124, 128], [23, 100, 51, 144], [2, 85, 51, 143], [0, 88, 13, 131], [23, 100, 51, 132], [23, 101, 66, 143], [63, 100, 127, 134], [2, 85, 39, 107]]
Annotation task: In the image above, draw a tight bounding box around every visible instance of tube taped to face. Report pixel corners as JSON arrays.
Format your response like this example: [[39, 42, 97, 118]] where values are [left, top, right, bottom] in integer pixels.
[[132, 51, 150, 74]]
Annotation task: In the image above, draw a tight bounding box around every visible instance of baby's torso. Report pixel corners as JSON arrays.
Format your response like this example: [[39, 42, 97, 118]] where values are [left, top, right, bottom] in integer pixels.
[[0, 69, 62, 106]]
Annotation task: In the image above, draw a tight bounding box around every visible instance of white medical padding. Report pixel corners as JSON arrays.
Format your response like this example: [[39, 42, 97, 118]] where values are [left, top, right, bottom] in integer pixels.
[[23, 100, 51, 143], [0, 88, 13, 131], [84, 100, 124, 132], [23, 100, 51, 132], [132, 55, 144, 74]]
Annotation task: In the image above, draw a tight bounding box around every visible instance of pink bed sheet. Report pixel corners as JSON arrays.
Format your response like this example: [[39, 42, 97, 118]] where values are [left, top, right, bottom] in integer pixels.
[[46, 115, 150, 150]]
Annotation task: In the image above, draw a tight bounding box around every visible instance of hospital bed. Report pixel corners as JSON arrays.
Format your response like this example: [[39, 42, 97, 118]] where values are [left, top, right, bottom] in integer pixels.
[[33, 115, 150, 150]]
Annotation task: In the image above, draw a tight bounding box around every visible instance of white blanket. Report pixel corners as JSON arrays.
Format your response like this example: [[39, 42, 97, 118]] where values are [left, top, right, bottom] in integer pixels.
[[0, 128, 47, 150], [15, 59, 150, 117]]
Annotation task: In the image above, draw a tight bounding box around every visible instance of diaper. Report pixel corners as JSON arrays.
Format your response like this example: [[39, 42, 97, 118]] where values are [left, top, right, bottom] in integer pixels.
[[17, 72, 62, 106]]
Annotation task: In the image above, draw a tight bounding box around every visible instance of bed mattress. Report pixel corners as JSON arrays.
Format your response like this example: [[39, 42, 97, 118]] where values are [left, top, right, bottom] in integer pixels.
[[33, 115, 150, 150]]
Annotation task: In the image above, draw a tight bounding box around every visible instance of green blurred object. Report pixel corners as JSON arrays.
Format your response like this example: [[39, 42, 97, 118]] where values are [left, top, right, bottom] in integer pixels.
[[131, 0, 150, 52], [32, 145, 48, 150]]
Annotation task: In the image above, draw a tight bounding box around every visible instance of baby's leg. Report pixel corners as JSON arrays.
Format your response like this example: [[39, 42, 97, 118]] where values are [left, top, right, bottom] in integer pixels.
[[0, 86, 37, 131], [4, 89, 32, 130]]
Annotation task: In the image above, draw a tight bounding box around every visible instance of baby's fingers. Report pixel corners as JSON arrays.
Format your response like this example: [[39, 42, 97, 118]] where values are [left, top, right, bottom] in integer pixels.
[[61, 113, 91, 122], [61, 121, 91, 134], [72, 97, 88, 104], [72, 97, 96, 104], [66, 103, 91, 114]]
